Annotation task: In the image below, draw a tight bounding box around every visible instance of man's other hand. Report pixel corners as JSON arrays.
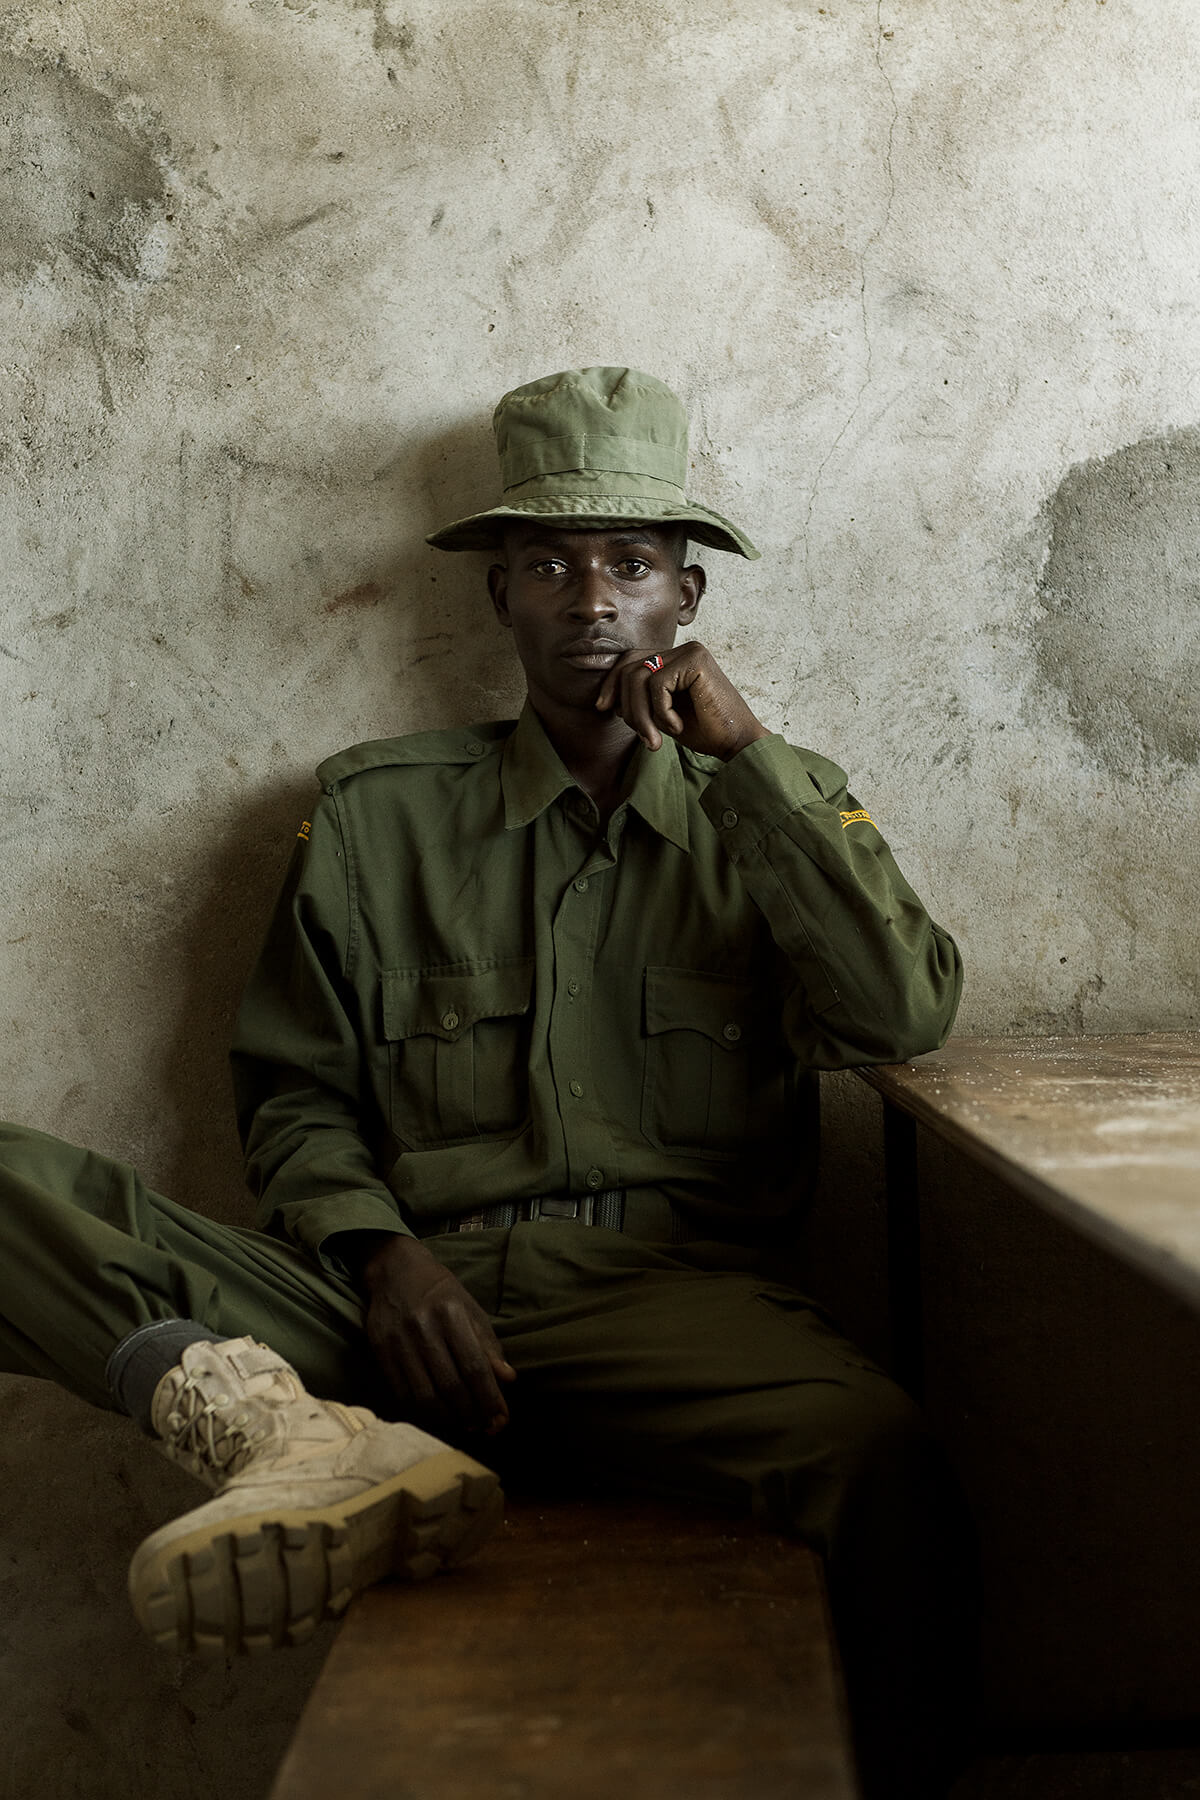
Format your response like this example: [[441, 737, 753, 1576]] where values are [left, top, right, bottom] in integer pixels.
[[595, 640, 771, 760], [362, 1235, 516, 1437]]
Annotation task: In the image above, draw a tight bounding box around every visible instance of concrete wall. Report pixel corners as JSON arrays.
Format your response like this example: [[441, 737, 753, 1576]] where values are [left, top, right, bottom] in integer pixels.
[[2, 0, 1198, 1792]]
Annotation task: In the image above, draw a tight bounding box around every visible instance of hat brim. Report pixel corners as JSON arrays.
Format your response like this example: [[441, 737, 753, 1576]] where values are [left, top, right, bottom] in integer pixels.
[[426, 493, 760, 560]]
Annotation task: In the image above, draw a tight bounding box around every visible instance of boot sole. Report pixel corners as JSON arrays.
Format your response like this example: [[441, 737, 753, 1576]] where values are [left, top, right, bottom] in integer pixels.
[[128, 1449, 502, 1658]]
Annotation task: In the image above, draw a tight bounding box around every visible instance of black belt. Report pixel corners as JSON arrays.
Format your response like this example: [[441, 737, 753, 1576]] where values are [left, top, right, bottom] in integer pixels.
[[428, 1190, 627, 1235]]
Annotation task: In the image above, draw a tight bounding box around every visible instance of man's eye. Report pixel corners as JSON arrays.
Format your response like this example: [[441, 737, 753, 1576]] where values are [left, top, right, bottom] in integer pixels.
[[616, 559, 650, 577], [532, 560, 567, 576]]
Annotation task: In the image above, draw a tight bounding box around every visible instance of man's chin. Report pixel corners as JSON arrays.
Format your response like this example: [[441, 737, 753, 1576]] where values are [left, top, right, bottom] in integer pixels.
[[541, 669, 611, 708]]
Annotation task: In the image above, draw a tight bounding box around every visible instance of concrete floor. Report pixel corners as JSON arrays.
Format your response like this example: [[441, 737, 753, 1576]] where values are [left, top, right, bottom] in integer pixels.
[[0, 1380, 329, 1800]]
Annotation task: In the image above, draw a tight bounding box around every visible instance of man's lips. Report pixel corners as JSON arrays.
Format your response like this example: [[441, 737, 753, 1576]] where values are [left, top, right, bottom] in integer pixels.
[[560, 636, 628, 669]]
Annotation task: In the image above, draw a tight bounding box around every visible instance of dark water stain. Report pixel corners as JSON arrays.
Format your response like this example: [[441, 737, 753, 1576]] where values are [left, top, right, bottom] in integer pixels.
[[0, 55, 167, 281], [361, 1, 418, 65], [1034, 430, 1200, 772]]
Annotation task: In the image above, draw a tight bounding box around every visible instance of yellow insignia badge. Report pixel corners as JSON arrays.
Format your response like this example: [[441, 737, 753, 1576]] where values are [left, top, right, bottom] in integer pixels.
[[839, 809, 875, 829], [297, 820, 312, 842]]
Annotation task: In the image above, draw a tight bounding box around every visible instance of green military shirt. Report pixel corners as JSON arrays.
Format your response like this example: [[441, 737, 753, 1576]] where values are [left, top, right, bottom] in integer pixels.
[[230, 704, 962, 1268]]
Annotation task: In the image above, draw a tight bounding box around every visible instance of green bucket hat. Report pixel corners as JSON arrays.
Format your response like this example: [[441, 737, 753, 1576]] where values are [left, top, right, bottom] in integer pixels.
[[426, 366, 760, 559]]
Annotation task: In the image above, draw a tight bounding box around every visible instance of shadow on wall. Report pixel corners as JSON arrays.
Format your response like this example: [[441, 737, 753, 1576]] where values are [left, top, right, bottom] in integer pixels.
[[156, 411, 515, 1226], [158, 776, 311, 1226]]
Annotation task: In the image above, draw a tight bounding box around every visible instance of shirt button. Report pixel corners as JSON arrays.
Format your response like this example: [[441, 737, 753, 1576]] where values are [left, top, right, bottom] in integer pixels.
[[441, 1010, 460, 1031], [586, 1166, 604, 1189], [721, 808, 739, 829], [569, 1080, 584, 1098], [567, 978, 581, 997], [722, 1022, 742, 1043], [574, 876, 589, 893], [465, 740, 485, 757]]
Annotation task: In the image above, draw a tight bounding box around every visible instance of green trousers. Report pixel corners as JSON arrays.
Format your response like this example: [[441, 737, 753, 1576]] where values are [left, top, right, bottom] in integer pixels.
[[0, 1121, 974, 1798]]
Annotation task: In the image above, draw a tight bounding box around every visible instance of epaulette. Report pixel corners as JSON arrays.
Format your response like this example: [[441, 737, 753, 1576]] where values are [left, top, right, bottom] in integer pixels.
[[317, 720, 514, 789]]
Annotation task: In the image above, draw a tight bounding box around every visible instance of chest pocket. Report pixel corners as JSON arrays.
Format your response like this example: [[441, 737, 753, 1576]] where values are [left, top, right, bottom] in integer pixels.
[[640, 966, 755, 1160], [382, 959, 534, 1149]]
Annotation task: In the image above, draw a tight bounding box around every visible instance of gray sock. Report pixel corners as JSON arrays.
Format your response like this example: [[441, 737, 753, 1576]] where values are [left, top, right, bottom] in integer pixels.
[[106, 1319, 231, 1433]]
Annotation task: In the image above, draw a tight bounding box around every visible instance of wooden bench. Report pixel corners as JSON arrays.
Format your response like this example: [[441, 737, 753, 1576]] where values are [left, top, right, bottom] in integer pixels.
[[268, 1497, 859, 1800]]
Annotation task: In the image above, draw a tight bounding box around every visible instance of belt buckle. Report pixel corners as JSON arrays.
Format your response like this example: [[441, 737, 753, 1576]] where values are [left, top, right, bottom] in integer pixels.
[[533, 1196, 581, 1221]]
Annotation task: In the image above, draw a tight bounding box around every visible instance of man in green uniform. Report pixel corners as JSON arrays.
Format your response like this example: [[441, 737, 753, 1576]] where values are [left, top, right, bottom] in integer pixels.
[[0, 367, 967, 1796]]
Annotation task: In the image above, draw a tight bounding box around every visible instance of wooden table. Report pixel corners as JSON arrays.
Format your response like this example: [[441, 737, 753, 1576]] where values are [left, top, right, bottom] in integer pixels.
[[860, 1033, 1200, 1392], [858, 1032, 1200, 1726]]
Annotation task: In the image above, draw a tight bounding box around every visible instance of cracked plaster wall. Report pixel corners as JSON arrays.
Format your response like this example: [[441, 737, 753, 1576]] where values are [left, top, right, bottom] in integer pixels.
[[2, 0, 1199, 1791]]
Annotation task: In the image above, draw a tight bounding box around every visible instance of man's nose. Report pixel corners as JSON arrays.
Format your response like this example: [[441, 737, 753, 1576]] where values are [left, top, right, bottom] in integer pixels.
[[566, 568, 618, 619]]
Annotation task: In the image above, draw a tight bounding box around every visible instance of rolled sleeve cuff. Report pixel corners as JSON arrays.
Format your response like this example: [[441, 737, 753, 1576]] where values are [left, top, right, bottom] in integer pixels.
[[699, 734, 848, 858], [298, 1193, 415, 1273]]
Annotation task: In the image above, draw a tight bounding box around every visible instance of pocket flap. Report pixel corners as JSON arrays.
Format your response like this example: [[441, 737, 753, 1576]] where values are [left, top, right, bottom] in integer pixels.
[[643, 966, 755, 1049], [382, 959, 534, 1043]]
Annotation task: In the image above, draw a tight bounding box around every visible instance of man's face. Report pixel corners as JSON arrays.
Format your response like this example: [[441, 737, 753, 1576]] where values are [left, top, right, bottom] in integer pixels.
[[487, 524, 705, 716]]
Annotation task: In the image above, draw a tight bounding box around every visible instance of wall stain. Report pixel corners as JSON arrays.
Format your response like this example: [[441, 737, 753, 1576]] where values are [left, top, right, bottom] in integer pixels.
[[324, 581, 384, 615], [359, 1, 419, 66], [272, 201, 345, 241], [1008, 971, 1108, 1038], [87, 320, 115, 413], [0, 54, 168, 282], [1033, 430, 1200, 773]]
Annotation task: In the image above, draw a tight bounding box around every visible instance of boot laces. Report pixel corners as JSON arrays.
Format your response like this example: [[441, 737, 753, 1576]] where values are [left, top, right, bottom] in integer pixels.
[[164, 1375, 268, 1480]]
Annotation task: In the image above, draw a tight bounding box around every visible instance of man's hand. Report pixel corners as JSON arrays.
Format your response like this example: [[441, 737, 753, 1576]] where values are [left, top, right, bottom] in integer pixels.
[[594, 640, 771, 760], [362, 1235, 516, 1437]]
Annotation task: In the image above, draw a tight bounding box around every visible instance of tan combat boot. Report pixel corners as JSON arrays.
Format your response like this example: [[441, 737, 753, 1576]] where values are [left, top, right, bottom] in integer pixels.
[[128, 1336, 502, 1656]]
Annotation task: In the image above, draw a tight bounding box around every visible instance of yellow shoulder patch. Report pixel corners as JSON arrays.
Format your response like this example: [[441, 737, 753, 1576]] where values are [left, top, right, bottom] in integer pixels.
[[297, 820, 312, 842], [839, 809, 875, 829]]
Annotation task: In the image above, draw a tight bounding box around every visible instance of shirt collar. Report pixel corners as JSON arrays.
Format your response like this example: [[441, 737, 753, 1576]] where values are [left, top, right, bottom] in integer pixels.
[[500, 701, 691, 851]]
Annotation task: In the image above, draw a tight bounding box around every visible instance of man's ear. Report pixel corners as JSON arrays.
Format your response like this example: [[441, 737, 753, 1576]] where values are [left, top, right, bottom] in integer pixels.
[[487, 561, 512, 627], [678, 562, 706, 626]]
